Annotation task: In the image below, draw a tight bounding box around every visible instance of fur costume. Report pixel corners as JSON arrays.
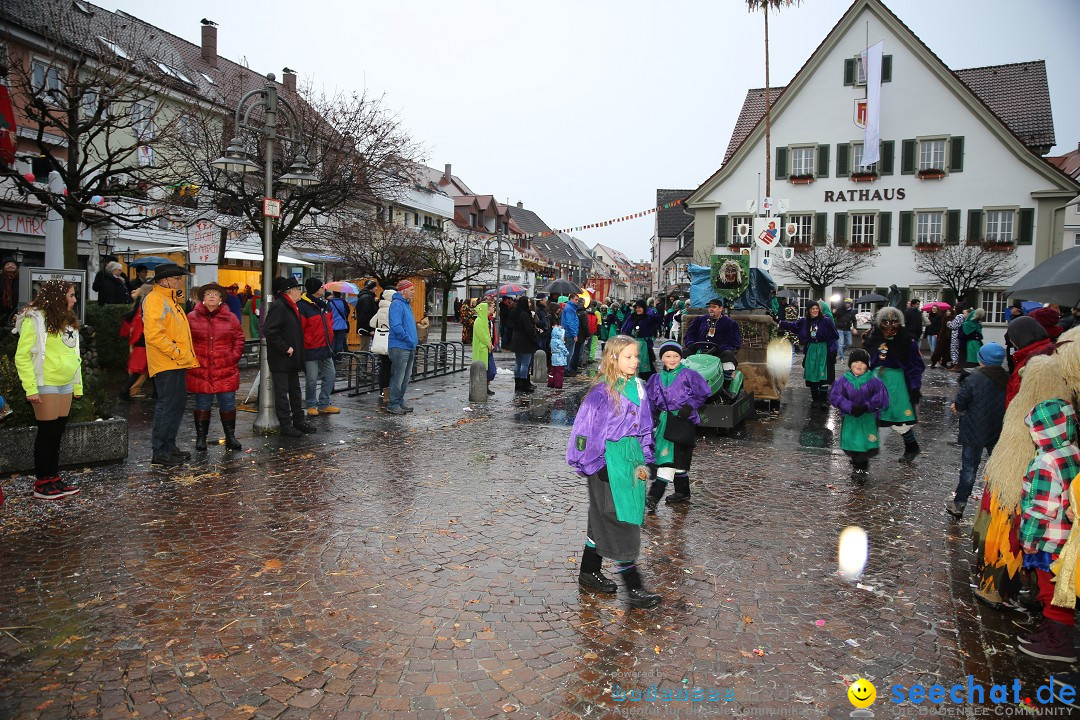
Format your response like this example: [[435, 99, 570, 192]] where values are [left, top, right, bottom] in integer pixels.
[[1047, 327, 1080, 607]]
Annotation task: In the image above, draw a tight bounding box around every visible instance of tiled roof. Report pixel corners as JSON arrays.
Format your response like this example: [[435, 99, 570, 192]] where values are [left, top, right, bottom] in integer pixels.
[[955, 62, 1055, 150], [722, 88, 785, 166], [595, 243, 633, 268], [1047, 149, 1080, 180], [656, 189, 694, 238], [507, 204, 552, 235], [531, 235, 581, 264], [414, 165, 474, 197]]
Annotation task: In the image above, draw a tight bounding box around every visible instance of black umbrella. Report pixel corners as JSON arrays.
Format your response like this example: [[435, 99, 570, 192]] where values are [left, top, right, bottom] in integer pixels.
[[853, 293, 889, 305], [775, 289, 797, 300], [541, 279, 582, 296], [1007, 246, 1080, 308]]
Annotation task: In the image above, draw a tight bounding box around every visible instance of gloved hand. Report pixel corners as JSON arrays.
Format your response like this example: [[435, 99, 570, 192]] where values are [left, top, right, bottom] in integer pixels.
[[851, 404, 868, 417], [909, 388, 921, 405]]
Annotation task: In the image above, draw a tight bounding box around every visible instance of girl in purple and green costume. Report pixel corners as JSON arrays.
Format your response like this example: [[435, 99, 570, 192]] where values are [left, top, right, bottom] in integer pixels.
[[567, 334, 662, 609]]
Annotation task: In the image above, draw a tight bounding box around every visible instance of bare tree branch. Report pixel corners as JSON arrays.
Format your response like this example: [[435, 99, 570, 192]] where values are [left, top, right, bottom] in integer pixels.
[[776, 239, 878, 298], [322, 217, 428, 288], [911, 239, 1021, 298], [416, 228, 494, 341]]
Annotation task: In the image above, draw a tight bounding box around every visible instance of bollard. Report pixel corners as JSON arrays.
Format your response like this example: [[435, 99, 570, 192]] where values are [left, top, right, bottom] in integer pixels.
[[531, 349, 548, 385], [469, 360, 489, 402]]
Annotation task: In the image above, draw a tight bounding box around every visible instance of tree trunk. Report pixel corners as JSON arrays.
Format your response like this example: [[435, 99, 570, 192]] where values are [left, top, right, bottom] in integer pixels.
[[811, 284, 826, 301], [63, 213, 79, 269]]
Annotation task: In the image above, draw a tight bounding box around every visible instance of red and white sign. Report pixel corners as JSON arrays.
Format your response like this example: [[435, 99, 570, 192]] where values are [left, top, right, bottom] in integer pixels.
[[263, 197, 282, 218], [187, 221, 220, 265], [754, 216, 781, 250]]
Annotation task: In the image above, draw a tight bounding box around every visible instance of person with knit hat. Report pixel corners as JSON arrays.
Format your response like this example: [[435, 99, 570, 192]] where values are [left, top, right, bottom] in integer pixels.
[[866, 306, 925, 463], [946, 342, 1009, 517], [263, 276, 316, 437], [297, 277, 340, 416], [1004, 315, 1054, 403], [684, 297, 742, 386], [386, 279, 419, 414], [829, 349, 890, 481], [644, 341, 711, 510], [620, 300, 661, 379]]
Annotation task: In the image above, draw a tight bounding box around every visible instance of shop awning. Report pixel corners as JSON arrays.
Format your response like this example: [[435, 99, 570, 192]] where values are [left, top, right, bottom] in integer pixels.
[[225, 249, 314, 267]]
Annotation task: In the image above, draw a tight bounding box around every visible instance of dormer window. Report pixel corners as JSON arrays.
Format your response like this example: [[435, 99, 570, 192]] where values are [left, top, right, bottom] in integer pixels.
[[97, 37, 129, 59], [153, 60, 193, 85]]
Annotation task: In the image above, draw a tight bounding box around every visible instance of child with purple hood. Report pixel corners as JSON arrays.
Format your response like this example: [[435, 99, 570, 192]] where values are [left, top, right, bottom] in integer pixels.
[[644, 340, 712, 511], [830, 348, 890, 480], [567, 335, 661, 609]]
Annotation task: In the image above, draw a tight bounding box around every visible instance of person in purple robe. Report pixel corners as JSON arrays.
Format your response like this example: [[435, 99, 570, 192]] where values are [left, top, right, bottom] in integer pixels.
[[866, 306, 925, 463], [684, 297, 741, 383], [567, 335, 661, 609], [644, 341, 712, 511], [779, 301, 839, 408], [621, 300, 661, 379]]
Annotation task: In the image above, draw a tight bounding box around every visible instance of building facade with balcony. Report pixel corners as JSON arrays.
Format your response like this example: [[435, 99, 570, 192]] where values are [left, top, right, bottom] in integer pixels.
[[687, 0, 1079, 338]]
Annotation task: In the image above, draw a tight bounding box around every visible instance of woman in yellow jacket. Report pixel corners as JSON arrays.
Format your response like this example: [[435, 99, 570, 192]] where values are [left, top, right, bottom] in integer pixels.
[[14, 279, 83, 500]]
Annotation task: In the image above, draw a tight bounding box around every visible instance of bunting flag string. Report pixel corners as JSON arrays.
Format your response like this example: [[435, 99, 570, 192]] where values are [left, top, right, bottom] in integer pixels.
[[462, 198, 684, 244]]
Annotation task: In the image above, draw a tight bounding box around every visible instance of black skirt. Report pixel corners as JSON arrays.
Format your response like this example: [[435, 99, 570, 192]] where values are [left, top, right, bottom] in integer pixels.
[[586, 473, 641, 563]]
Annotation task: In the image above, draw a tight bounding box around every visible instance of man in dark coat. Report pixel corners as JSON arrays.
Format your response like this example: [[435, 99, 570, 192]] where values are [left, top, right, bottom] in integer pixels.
[[832, 300, 854, 360], [904, 300, 924, 346], [262, 276, 316, 437], [533, 296, 552, 371], [354, 280, 378, 352], [685, 297, 741, 382], [128, 265, 149, 291]]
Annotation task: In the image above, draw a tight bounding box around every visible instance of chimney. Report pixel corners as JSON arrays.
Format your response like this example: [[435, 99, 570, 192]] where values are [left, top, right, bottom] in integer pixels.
[[516, 201, 523, 209], [282, 68, 296, 93], [200, 20, 217, 66], [443, 163, 452, 181]]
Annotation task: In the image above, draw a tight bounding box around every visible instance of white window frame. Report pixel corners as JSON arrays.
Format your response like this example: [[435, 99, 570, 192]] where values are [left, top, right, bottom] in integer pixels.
[[788, 286, 813, 310], [980, 289, 1009, 325], [785, 213, 813, 243], [851, 142, 878, 174], [847, 287, 874, 302], [984, 207, 1017, 244], [153, 60, 194, 86], [31, 57, 63, 101], [850, 212, 877, 246], [177, 113, 197, 143], [131, 100, 155, 141], [81, 86, 109, 119], [915, 208, 945, 244], [917, 137, 947, 172], [789, 145, 816, 177], [854, 55, 867, 86], [729, 215, 752, 245], [909, 287, 941, 308]]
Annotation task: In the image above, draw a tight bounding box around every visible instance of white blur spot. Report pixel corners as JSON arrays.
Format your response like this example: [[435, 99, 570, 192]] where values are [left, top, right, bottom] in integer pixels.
[[837, 526, 868, 582]]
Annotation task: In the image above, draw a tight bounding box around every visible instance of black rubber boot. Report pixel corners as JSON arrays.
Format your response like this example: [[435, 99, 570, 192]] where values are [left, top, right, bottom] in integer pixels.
[[646, 479, 666, 513], [666, 474, 691, 504], [900, 430, 921, 464], [619, 565, 661, 609], [578, 546, 617, 593], [293, 414, 318, 434], [220, 410, 242, 450], [193, 410, 212, 452]]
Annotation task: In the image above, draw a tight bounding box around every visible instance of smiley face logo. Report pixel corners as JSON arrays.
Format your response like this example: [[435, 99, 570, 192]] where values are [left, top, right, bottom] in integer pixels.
[[848, 678, 876, 708]]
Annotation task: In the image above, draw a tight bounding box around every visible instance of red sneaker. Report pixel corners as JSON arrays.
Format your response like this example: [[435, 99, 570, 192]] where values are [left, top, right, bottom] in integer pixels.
[[33, 480, 65, 501], [54, 477, 80, 497]]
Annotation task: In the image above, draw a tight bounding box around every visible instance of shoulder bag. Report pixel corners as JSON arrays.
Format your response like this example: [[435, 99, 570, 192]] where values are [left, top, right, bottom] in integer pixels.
[[371, 324, 390, 355], [656, 376, 697, 447]]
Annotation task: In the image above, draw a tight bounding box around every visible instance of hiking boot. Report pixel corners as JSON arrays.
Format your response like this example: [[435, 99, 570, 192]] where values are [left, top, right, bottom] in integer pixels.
[[320, 406, 341, 414], [295, 421, 318, 434], [945, 499, 965, 519], [1018, 620, 1078, 663], [279, 424, 303, 438], [151, 454, 185, 467], [33, 480, 66, 500], [306, 407, 319, 417], [578, 570, 617, 593]]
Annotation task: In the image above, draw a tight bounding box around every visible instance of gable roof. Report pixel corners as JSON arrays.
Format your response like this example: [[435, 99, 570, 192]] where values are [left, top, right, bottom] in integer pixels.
[[1047, 148, 1080, 180], [595, 243, 633, 268], [690, 0, 1077, 205], [954, 62, 1055, 151], [507, 204, 552, 235], [656, 189, 694, 238]]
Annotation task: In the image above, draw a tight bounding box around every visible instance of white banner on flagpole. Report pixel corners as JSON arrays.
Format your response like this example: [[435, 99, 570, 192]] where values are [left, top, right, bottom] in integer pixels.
[[862, 41, 883, 166]]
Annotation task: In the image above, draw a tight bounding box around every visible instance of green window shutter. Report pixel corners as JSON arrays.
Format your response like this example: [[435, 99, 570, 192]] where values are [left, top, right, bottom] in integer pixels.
[[967, 210, 983, 244], [836, 143, 850, 177], [877, 211, 892, 246], [817, 144, 830, 178], [899, 211, 914, 246], [1018, 208, 1034, 245], [775, 146, 788, 180], [844, 58, 855, 86], [947, 209, 961, 245], [949, 136, 965, 173], [880, 140, 895, 175], [815, 212, 828, 244], [834, 212, 848, 244], [901, 139, 916, 175], [715, 215, 728, 246], [881, 55, 893, 83]]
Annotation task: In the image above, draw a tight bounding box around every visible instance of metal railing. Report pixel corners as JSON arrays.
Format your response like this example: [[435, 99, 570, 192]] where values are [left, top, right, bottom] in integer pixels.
[[335, 341, 466, 396]]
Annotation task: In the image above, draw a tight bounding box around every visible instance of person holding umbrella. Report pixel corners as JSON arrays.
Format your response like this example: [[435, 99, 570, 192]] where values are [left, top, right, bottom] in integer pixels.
[[509, 296, 539, 393]]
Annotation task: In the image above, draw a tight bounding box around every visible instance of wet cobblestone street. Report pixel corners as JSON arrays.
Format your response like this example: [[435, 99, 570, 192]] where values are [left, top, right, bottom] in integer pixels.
[[0, 356, 1073, 718]]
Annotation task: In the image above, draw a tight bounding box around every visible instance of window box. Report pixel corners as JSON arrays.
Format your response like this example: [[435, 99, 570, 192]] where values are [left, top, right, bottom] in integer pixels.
[[914, 242, 944, 251], [788, 174, 815, 185], [916, 168, 946, 180], [850, 171, 878, 183], [848, 243, 876, 253], [790, 242, 815, 253], [983, 239, 1016, 252]]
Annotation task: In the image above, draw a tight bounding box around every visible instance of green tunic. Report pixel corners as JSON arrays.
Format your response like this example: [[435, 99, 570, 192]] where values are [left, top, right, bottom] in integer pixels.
[[839, 370, 880, 453], [633, 337, 651, 376], [604, 379, 647, 525], [804, 342, 828, 383], [876, 366, 917, 425], [652, 366, 685, 465]]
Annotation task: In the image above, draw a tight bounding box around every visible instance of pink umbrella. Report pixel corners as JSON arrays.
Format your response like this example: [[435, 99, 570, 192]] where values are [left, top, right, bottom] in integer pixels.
[[920, 301, 951, 311], [324, 280, 360, 294]]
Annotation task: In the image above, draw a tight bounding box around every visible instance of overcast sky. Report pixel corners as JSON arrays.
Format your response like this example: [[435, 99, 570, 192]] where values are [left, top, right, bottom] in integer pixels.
[[107, 0, 1080, 261]]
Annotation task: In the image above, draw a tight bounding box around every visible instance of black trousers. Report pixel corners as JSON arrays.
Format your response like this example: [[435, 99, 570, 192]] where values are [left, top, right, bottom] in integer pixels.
[[271, 371, 303, 423]]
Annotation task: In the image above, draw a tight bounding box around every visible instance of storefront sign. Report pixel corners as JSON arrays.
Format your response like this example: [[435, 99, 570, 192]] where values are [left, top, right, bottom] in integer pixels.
[[188, 221, 220, 265], [823, 188, 906, 203], [0, 210, 90, 240]]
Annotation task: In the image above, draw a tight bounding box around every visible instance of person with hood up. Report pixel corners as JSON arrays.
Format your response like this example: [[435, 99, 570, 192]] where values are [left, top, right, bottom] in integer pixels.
[[548, 316, 569, 388], [947, 343, 1009, 517], [829, 348, 890, 481], [326, 290, 351, 356], [1015, 398, 1079, 663], [620, 300, 661, 379], [262, 276, 316, 437], [370, 288, 396, 405], [866, 306, 925, 463], [186, 283, 245, 452], [779, 301, 839, 408], [472, 298, 496, 395]]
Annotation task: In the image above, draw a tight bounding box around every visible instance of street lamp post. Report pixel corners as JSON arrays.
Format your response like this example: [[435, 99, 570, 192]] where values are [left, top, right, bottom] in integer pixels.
[[212, 72, 316, 434]]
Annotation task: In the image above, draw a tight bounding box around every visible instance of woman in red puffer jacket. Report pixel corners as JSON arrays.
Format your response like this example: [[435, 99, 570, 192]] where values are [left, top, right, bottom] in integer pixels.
[[187, 283, 246, 452]]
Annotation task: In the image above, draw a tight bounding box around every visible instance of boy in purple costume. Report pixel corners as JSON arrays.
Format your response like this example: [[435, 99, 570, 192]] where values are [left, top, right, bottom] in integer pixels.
[[830, 349, 890, 480], [567, 335, 661, 608], [645, 340, 712, 511]]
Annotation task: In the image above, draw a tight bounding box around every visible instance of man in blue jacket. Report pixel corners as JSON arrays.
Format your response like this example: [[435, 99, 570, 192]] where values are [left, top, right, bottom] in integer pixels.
[[387, 279, 419, 415], [562, 295, 581, 376]]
